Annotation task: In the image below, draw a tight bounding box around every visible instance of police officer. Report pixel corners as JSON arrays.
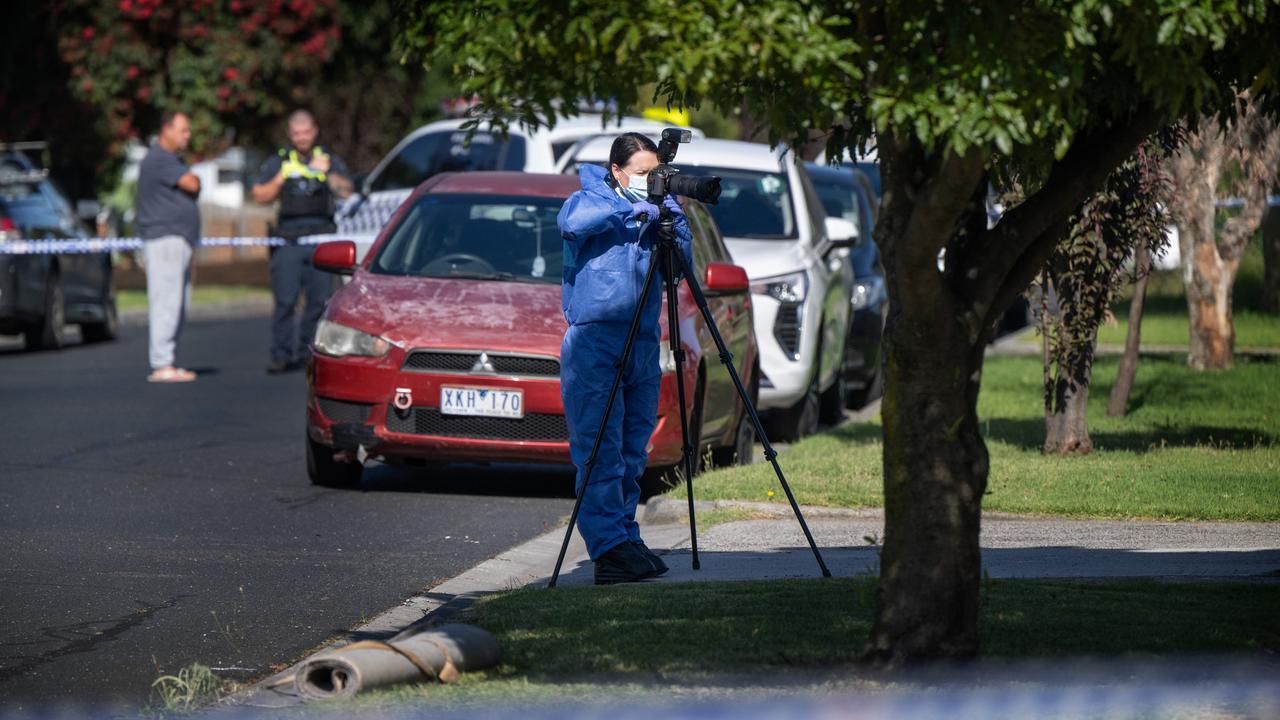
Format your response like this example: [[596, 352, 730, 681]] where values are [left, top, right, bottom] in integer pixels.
[[251, 109, 354, 374]]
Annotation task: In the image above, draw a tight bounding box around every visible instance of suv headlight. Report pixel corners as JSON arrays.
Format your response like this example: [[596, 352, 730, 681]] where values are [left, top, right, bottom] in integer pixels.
[[750, 271, 808, 304], [851, 276, 886, 310], [313, 320, 392, 358]]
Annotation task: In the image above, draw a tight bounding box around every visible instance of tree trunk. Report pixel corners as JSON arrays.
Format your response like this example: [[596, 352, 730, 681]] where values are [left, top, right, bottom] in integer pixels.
[[865, 147, 990, 662], [1262, 198, 1280, 314], [1171, 128, 1235, 371], [1044, 338, 1096, 454], [1107, 243, 1152, 416], [1184, 233, 1239, 370], [867, 309, 988, 661]]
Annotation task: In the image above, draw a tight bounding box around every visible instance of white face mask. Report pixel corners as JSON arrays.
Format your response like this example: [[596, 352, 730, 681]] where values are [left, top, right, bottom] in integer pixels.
[[623, 173, 649, 201]]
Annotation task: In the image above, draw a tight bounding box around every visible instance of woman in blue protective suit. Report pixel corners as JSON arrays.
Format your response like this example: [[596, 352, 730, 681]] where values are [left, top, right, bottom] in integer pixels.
[[557, 133, 692, 585]]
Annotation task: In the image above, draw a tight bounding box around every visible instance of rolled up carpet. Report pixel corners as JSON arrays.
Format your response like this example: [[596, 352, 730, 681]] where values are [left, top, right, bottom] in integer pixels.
[[293, 623, 501, 699]]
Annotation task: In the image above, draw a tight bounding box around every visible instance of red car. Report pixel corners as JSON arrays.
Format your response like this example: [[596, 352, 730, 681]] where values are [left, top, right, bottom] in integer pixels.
[[304, 172, 760, 489]]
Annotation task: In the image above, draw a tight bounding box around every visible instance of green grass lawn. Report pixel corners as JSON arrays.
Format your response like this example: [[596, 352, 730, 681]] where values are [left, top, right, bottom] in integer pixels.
[[311, 578, 1279, 711], [117, 284, 270, 311], [689, 354, 1280, 520], [1022, 239, 1280, 350]]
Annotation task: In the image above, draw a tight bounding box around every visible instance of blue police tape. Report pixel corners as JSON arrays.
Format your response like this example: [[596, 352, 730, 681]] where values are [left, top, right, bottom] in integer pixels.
[[0, 190, 412, 255], [0, 233, 350, 255]]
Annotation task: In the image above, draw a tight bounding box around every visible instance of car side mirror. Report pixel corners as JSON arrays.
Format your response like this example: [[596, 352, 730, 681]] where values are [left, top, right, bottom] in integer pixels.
[[704, 262, 749, 295], [824, 216, 858, 248], [314, 240, 357, 275]]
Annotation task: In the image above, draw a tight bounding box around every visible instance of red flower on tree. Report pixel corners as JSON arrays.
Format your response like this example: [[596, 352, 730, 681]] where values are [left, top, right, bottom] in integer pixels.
[[223, 67, 239, 81], [126, 65, 140, 80]]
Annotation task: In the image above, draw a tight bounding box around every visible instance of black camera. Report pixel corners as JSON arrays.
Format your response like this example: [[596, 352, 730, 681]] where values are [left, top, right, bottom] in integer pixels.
[[643, 128, 721, 205]]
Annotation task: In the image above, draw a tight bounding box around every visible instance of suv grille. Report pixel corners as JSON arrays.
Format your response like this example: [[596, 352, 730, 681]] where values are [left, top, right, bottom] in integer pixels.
[[402, 351, 560, 377], [773, 302, 803, 359], [385, 407, 569, 441], [317, 397, 373, 424]]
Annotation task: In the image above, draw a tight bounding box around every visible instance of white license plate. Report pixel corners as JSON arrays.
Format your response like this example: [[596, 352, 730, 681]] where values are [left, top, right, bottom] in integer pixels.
[[440, 386, 524, 419]]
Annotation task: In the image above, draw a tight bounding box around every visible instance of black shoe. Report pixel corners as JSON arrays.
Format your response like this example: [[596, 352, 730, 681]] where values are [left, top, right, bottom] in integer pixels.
[[266, 360, 291, 374], [594, 542, 661, 585], [632, 540, 669, 576]]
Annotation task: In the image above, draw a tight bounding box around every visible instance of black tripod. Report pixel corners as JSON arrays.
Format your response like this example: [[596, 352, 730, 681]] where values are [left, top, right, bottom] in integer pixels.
[[548, 203, 832, 587]]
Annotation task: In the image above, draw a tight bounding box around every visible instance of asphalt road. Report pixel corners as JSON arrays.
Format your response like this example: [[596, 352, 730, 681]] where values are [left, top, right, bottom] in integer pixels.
[[0, 317, 574, 711]]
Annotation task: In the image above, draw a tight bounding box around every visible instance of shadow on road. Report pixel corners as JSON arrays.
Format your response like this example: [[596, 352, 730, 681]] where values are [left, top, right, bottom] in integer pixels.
[[354, 461, 577, 499]]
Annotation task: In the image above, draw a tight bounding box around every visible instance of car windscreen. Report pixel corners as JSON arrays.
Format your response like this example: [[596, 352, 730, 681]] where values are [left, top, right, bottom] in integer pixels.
[[369, 194, 565, 284], [370, 131, 528, 192], [673, 164, 796, 239]]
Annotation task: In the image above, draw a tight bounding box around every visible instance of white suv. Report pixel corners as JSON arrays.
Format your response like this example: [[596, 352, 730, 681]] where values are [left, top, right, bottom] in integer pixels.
[[335, 116, 702, 256], [558, 137, 857, 440]]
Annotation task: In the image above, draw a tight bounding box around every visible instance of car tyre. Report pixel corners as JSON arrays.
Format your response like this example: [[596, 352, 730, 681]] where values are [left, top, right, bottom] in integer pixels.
[[306, 435, 363, 488], [819, 347, 848, 426], [847, 362, 884, 409], [712, 362, 758, 468], [641, 375, 705, 498], [24, 273, 65, 351], [768, 371, 819, 443], [80, 284, 119, 344]]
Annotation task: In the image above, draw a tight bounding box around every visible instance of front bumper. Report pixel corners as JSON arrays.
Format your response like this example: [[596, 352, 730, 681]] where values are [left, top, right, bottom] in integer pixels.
[[307, 348, 691, 468], [308, 350, 570, 464], [750, 294, 815, 410]]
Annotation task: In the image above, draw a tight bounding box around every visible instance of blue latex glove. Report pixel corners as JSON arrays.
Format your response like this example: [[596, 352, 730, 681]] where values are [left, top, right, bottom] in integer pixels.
[[662, 194, 685, 215], [630, 200, 660, 222]]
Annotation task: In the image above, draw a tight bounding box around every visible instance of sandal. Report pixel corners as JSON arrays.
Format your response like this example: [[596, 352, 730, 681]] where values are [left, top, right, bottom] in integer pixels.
[[147, 366, 197, 383]]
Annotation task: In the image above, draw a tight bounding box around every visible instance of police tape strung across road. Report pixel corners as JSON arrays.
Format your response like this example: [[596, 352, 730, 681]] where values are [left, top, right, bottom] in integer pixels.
[[0, 233, 348, 255], [5, 192, 1274, 255], [0, 190, 411, 255]]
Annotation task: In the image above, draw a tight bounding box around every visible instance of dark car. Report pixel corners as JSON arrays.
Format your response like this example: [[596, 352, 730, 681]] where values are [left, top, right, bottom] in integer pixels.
[[304, 171, 760, 490], [805, 162, 886, 408], [0, 147, 117, 350]]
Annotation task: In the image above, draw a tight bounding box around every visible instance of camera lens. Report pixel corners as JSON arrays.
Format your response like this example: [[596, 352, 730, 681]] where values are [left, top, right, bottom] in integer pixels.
[[667, 174, 722, 205]]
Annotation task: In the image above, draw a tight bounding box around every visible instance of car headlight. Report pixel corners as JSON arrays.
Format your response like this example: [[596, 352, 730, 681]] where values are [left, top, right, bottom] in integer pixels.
[[750, 271, 808, 304], [851, 276, 886, 310], [313, 319, 392, 358]]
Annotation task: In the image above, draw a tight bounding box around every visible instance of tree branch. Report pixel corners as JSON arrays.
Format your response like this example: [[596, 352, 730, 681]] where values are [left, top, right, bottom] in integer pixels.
[[971, 108, 1163, 326]]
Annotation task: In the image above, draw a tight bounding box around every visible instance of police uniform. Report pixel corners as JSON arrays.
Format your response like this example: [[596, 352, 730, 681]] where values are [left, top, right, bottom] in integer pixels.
[[256, 146, 347, 369]]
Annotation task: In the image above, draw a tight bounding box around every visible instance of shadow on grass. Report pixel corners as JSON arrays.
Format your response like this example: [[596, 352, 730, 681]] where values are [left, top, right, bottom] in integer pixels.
[[459, 550, 1280, 680], [982, 417, 1278, 452], [824, 422, 883, 445]]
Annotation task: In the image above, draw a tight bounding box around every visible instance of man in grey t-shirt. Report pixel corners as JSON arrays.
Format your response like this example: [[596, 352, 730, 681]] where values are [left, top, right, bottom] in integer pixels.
[[136, 110, 201, 383]]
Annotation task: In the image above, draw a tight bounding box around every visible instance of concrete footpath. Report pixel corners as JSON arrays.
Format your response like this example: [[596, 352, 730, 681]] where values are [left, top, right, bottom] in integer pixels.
[[231, 495, 1280, 709]]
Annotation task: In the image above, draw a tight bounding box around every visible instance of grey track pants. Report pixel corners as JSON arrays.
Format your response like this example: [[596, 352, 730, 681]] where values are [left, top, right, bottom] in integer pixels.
[[143, 235, 193, 370]]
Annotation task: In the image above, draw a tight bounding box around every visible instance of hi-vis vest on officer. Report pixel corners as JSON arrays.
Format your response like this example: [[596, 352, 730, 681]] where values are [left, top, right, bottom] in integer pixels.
[[277, 146, 335, 223]]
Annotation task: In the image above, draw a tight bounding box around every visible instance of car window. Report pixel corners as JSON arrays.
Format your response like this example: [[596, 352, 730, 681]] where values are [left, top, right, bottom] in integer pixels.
[[370, 131, 528, 192], [811, 176, 862, 226], [0, 160, 65, 232], [370, 194, 564, 284], [672, 164, 796, 239]]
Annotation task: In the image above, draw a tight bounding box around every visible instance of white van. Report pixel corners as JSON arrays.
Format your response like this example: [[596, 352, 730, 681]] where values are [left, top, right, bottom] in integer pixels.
[[558, 137, 857, 440], [335, 116, 702, 255]]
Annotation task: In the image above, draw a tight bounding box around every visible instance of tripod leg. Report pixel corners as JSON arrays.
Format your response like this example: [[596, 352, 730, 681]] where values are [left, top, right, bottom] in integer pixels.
[[662, 243, 700, 571], [670, 248, 833, 578], [549, 253, 665, 588]]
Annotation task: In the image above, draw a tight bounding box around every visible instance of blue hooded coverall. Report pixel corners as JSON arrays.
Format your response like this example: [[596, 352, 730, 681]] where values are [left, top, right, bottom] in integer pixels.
[[557, 164, 692, 560]]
